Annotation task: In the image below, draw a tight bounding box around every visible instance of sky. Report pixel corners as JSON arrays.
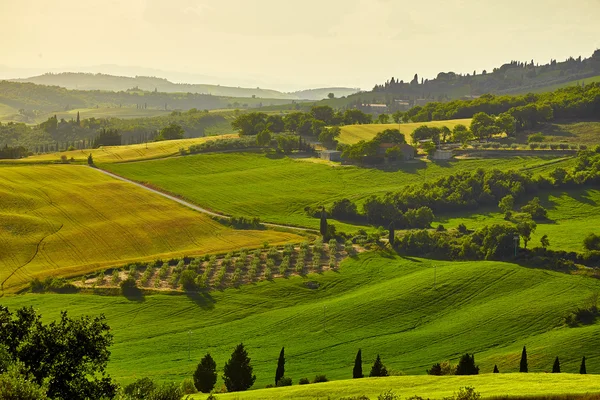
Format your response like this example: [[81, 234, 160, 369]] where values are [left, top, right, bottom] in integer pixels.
[[1, 0, 599, 91]]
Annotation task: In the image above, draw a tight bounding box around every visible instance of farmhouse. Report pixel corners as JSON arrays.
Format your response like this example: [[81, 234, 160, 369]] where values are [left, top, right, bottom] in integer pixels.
[[320, 150, 342, 162]]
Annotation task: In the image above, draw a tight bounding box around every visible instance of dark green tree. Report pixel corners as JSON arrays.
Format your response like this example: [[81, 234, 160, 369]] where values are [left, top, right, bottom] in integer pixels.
[[388, 222, 395, 247], [493, 365, 499, 373], [520, 346, 528, 372], [353, 349, 363, 379], [320, 207, 328, 240], [0, 306, 117, 400], [456, 353, 479, 375], [223, 343, 256, 392], [369, 354, 388, 377], [275, 347, 285, 386], [256, 130, 272, 147], [76, 111, 81, 125], [194, 353, 217, 393], [580, 356, 587, 374], [87, 153, 94, 166], [157, 122, 185, 141], [552, 356, 561, 373]]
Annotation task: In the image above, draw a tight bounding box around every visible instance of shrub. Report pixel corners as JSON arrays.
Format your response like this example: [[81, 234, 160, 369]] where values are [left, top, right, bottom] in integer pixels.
[[264, 267, 272, 280], [298, 377, 309, 385], [312, 375, 328, 383], [180, 378, 197, 394], [124, 377, 156, 398], [528, 132, 545, 143], [454, 386, 481, 400], [491, 143, 500, 149], [539, 143, 548, 149], [584, 233, 600, 251], [529, 143, 539, 150], [295, 261, 305, 274], [276, 376, 292, 387], [378, 390, 399, 400], [179, 270, 197, 290]]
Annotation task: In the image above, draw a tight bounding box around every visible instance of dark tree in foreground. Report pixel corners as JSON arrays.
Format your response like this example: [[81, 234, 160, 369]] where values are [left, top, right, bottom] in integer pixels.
[[223, 343, 256, 392], [353, 349, 363, 378], [456, 353, 479, 375], [320, 207, 328, 240], [552, 356, 561, 373], [427, 363, 442, 375], [493, 365, 499, 373], [275, 347, 285, 386], [0, 306, 118, 400], [194, 353, 217, 393], [580, 356, 587, 374], [388, 222, 395, 247], [87, 153, 94, 166], [520, 346, 528, 372], [369, 354, 389, 377]]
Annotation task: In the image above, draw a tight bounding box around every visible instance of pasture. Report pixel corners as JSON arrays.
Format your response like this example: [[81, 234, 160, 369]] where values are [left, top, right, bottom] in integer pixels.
[[338, 119, 473, 145], [437, 189, 600, 253], [104, 152, 576, 230], [0, 164, 300, 293], [197, 374, 600, 400], [537, 120, 600, 146], [2, 252, 600, 388]]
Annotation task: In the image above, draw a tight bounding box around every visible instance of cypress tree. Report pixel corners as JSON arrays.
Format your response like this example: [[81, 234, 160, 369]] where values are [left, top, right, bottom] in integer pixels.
[[320, 207, 328, 240], [369, 354, 388, 377], [275, 347, 285, 385], [580, 356, 587, 374], [353, 349, 363, 378], [493, 365, 499, 373], [519, 346, 528, 372], [76, 111, 80, 125], [552, 356, 560, 373], [388, 221, 395, 247], [223, 343, 256, 392], [87, 154, 94, 166], [193, 353, 217, 393], [456, 353, 479, 375]]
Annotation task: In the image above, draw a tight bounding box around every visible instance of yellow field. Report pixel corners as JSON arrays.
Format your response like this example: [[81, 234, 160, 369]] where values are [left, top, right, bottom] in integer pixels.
[[0, 165, 300, 293], [339, 119, 472, 145], [11, 135, 237, 164]]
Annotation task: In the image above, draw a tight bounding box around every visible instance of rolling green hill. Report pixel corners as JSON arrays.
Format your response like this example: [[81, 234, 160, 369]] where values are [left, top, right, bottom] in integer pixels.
[[2, 252, 599, 389], [103, 152, 576, 230], [0, 164, 300, 293]]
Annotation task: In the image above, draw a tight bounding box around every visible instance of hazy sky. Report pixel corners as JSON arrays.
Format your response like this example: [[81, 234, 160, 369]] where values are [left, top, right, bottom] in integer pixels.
[[1, 0, 599, 91]]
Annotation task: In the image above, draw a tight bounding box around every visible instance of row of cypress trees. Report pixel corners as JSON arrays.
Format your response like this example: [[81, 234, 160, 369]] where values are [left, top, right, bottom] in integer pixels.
[[517, 346, 588, 374]]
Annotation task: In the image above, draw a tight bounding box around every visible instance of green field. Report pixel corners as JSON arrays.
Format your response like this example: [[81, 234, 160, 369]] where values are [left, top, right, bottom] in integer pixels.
[[339, 120, 473, 145], [196, 374, 600, 400], [2, 252, 599, 390], [536, 120, 600, 145], [515, 75, 600, 95], [103, 152, 576, 230], [0, 164, 300, 293], [0, 106, 174, 124], [436, 189, 600, 253]]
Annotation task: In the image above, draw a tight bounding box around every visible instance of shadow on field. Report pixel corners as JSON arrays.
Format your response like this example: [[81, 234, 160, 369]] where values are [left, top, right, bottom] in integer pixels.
[[185, 291, 216, 310], [122, 287, 145, 302]]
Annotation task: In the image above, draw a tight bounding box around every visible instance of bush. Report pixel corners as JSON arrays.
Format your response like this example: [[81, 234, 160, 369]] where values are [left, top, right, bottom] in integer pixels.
[[312, 375, 328, 383], [454, 386, 481, 400], [276, 376, 292, 387], [528, 132, 545, 143], [378, 390, 399, 400], [584, 233, 600, 251], [298, 377, 309, 385], [180, 378, 197, 394]]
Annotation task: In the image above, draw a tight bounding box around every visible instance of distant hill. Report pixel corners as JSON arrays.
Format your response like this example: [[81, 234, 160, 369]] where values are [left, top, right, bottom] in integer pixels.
[[322, 49, 600, 110], [10, 73, 359, 100]]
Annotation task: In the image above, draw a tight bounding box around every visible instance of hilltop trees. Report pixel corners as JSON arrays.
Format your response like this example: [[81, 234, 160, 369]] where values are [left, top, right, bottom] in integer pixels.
[[223, 343, 256, 392], [194, 353, 217, 393], [353, 349, 364, 379]]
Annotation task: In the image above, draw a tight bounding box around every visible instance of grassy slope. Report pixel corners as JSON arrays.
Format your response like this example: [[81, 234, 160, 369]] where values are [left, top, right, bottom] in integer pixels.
[[201, 374, 600, 400], [514, 75, 600, 95], [437, 189, 600, 252], [0, 164, 300, 292], [536, 120, 600, 145], [104, 152, 575, 230], [2, 252, 600, 390], [6, 135, 236, 164], [338, 119, 473, 145]]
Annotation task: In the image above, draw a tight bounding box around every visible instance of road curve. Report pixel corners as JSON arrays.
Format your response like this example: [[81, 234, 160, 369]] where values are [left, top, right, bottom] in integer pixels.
[[91, 167, 314, 233]]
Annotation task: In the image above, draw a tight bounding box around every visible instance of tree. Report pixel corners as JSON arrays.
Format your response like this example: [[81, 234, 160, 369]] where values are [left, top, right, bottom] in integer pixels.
[[275, 347, 285, 386], [377, 114, 390, 124], [373, 129, 406, 145], [540, 234, 550, 249], [256, 130, 272, 147], [0, 306, 118, 400], [452, 124, 473, 145], [0, 363, 49, 400], [76, 111, 80, 125], [353, 349, 363, 379], [422, 141, 437, 156], [470, 112, 498, 141], [223, 343, 256, 392], [320, 207, 328, 240], [580, 356, 587, 374], [520, 346, 528, 372], [493, 365, 499, 373], [388, 222, 395, 247], [552, 356, 561, 373], [328, 92, 335, 99], [266, 115, 285, 133], [521, 197, 548, 221], [392, 111, 404, 123], [319, 126, 341, 149], [427, 363, 442, 375], [330, 199, 358, 220], [496, 113, 517, 136], [310, 105, 335, 125], [498, 195, 514, 213], [516, 220, 536, 249], [369, 354, 388, 377], [456, 353, 479, 375], [87, 153, 94, 166], [158, 123, 185, 141], [232, 112, 267, 136], [583, 233, 600, 251]]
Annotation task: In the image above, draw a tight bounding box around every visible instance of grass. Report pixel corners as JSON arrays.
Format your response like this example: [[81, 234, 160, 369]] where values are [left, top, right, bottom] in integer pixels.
[[103, 152, 576, 230], [0, 105, 173, 124], [0, 164, 300, 293], [2, 252, 600, 390], [535, 120, 600, 146], [6, 135, 236, 164], [193, 374, 600, 400], [436, 189, 600, 253], [339, 119, 473, 145], [515, 75, 600, 95]]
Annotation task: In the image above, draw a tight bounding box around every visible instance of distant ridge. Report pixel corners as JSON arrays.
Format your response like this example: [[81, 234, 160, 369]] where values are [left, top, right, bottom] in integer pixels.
[[11, 72, 360, 101]]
